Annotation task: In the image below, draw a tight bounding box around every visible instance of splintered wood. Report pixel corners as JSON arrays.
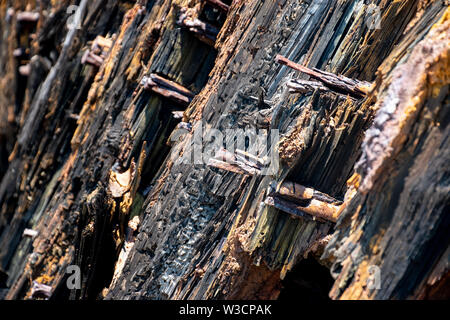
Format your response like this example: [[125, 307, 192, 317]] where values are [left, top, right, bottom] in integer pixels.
[[82, 36, 113, 67]]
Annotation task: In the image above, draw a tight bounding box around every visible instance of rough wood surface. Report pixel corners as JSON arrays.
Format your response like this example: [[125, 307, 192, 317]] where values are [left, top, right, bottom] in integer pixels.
[[0, 0, 448, 301]]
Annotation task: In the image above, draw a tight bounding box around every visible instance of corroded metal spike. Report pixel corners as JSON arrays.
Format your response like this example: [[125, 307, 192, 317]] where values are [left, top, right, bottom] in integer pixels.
[[202, 0, 230, 13], [13, 48, 25, 57], [141, 73, 194, 107], [177, 9, 219, 46], [264, 195, 340, 223], [81, 36, 112, 67], [23, 228, 39, 238], [276, 55, 371, 99]]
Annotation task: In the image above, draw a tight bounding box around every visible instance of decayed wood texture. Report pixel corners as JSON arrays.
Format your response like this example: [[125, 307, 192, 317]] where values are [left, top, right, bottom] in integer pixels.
[[105, 0, 439, 300], [323, 8, 450, 300], [0, 0, 220, 300], [0, 0, 135, 299], [0, 0, 447, 301]]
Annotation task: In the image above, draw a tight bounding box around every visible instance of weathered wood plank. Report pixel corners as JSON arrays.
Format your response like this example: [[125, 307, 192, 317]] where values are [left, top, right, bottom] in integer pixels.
[[0, 0, 447, 302]]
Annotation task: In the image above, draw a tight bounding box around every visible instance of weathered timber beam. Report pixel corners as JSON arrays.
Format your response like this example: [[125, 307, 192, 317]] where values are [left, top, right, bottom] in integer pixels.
[[141, 73, 194, 107], [177, 11, 219, 46], [202, 0, 230, 13], [264, 195, 340, 223], [265, 181, 342, 222], [275, 55, 371, 99]]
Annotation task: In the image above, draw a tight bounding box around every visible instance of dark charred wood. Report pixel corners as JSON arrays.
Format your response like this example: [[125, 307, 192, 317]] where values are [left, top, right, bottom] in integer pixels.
[[276, 55, 371, 99], [0, 0, 447, 302]]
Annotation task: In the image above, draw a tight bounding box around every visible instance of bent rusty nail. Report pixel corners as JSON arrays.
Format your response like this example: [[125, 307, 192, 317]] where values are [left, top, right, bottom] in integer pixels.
[[91, 36, 113, 57], [278, 181, 342, 205]]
